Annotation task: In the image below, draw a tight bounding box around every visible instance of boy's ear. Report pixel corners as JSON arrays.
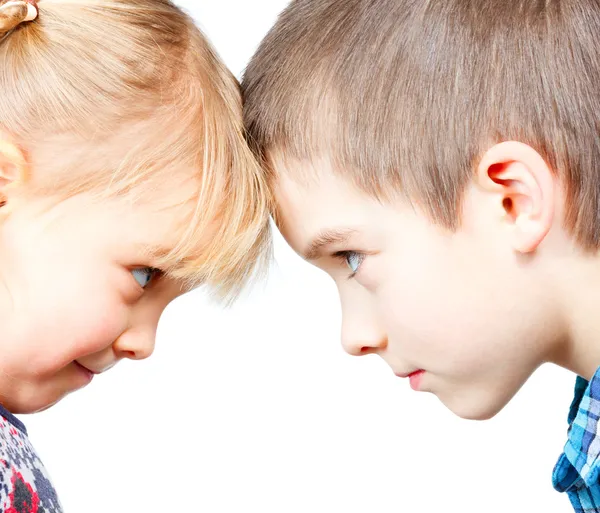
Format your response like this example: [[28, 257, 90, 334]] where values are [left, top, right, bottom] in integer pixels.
[[476, 141, 555, 253], [0, 138, 28, 207]]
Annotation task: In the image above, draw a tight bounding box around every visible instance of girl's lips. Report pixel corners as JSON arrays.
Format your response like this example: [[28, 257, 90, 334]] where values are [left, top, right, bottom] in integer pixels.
[[74, 361, 95, 381]]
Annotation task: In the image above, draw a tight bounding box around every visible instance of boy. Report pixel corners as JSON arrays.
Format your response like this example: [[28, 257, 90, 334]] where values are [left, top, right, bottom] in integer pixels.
[[242, 0, 600, 509], [0, 0, 270, 511]]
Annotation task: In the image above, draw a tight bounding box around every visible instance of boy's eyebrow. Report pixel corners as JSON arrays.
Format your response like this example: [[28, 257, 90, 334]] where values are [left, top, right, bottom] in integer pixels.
[[303, 228, 358, 260]]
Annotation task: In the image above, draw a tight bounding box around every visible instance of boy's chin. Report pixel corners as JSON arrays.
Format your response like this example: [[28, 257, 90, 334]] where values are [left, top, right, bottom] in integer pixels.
[[437, 390, 514, 421]]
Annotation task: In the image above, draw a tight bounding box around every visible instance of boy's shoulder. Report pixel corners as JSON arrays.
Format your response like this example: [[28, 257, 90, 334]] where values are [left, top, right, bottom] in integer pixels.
[[0, 405, 63, 513]]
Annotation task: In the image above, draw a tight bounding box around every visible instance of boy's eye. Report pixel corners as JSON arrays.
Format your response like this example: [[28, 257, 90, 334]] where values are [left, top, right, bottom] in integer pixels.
[[131, 267, 161, 289], [335, 250, 366, 278], [345, 251, 364, 273], [332, 250, 367, 279]]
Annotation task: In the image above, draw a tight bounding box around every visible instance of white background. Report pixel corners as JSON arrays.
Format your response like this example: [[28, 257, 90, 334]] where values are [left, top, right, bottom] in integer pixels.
[[24, 1, 574, 512]]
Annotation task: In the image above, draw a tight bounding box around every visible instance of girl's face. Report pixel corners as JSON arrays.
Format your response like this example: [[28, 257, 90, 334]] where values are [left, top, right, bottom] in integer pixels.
[[0, 188, 200, 414]]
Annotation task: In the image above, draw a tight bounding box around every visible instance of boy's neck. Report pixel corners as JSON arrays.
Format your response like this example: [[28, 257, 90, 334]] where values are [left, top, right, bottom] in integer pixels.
[[552, 253, 600, 380]]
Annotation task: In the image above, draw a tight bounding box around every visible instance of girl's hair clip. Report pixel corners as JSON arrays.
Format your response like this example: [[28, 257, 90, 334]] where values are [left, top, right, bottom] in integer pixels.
[[0, 0, 39, 38]]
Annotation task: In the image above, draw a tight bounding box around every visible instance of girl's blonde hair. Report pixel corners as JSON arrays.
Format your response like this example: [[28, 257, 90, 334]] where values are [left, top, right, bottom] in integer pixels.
[[0, 0, 271, 302]]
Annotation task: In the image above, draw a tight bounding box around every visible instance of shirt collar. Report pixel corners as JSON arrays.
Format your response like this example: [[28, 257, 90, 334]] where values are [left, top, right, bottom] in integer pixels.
[[553, 369, 600, 493], [0, 402, 27, 435]]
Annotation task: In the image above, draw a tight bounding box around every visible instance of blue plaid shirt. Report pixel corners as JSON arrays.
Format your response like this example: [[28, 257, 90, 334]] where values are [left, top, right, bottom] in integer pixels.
[[553, 370, 600, 511]]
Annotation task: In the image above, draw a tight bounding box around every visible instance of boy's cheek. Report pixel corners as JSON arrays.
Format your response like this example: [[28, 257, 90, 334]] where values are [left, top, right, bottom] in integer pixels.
[[382, 292, 540, 420], [449, 359, 539, 420], [378, 280, 498, 377]]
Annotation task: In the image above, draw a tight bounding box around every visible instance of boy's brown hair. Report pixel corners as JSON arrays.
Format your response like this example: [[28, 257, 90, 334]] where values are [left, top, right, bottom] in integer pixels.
[[242, 0, 600, 249], [0, 0, 271, 301]]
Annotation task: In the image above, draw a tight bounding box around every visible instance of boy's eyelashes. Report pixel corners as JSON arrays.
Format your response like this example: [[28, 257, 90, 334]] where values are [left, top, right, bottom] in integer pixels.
[[332, 250, 366, 279]]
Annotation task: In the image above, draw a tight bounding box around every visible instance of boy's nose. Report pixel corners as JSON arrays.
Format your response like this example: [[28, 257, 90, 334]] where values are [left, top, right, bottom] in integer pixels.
[[340, 289, 387, 356], [341, 331, 387, 356], [113, 328, 156, 361], [341, 311, 387, 356]]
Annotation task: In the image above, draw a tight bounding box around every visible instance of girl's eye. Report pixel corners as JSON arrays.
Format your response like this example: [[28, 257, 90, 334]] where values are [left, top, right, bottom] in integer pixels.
[[131, 267, 161, 289]]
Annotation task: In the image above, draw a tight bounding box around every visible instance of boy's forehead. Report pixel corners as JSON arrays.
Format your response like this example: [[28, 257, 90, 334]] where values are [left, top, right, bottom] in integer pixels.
[[274, 159, 380, 257]]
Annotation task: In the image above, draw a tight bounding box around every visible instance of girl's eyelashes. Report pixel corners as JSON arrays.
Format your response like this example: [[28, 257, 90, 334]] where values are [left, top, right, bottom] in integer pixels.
[[131, 267, 162, 289]]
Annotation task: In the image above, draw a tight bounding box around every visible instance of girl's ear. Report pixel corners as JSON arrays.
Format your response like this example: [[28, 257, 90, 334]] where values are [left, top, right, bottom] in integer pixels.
[[0, 139, 29, 208]]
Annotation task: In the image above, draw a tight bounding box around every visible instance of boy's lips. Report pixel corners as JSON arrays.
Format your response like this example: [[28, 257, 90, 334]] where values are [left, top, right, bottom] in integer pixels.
[[395, 369, 426, 391], [395, 370, 422, 378]]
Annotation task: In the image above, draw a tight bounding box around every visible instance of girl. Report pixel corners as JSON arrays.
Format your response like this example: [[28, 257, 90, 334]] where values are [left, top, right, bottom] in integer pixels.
[[0, 0, 271, 510]]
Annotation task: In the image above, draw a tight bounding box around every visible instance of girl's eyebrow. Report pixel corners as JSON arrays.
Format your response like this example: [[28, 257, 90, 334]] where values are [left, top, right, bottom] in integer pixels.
[[136, 243, 177, 268], [303, 228, 358, 260]]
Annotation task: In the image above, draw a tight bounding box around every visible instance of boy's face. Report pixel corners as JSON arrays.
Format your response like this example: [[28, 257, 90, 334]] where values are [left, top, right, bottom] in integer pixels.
[[0, 185, 199, 414], [274, 157, 563, 420]]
